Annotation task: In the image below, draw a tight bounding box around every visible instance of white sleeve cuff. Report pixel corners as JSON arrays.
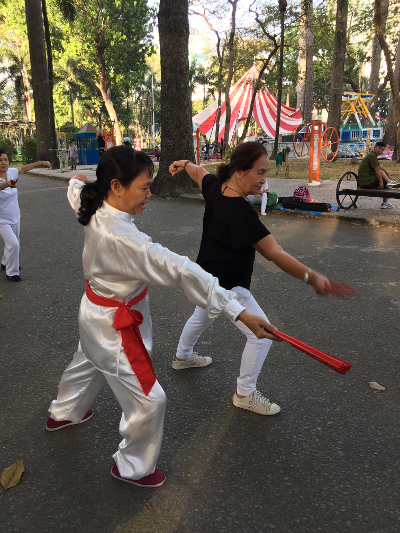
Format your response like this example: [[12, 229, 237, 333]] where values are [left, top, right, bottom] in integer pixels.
[[223, 298, 245, 322]]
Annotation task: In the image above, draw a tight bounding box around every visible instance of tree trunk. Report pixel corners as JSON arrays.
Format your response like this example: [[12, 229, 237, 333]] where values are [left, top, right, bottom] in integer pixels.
[[327, 0, 348, 137], [153, 0, 196, 197], [24, 0, 58, 166], [374, 2, 400, 162], [222, 0, 238, 158], [41, 1, 58, 146], [384, 30, 400, 157], [368, 0, 389, 97], [303, 0, 314, 123], [21, 65, 32, 121], [271, 1, 287, 161], [296, 2, 306, 113], [239, 42, 279, 142], [95, 60, 123, 145], [69, 91, 75, 125]]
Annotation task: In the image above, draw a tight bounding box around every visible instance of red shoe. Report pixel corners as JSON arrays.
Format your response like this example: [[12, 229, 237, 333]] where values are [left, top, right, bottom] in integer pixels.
[[111, 463, 166, 488], [46, 410, 93, 432]]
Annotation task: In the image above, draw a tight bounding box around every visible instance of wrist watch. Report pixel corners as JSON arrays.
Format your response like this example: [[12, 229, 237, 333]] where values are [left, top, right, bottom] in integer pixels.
[[303, 268, 313, 284]]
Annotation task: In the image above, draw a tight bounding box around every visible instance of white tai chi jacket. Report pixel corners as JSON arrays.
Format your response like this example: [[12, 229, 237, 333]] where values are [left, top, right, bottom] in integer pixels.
[[68, 179, 245, 377]]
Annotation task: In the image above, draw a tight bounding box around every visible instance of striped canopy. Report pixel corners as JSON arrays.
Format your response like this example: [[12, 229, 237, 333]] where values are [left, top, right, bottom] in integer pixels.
[[193, 65, 303, 142]]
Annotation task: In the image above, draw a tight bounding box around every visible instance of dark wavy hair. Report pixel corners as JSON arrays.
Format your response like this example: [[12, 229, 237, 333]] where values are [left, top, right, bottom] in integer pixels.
[[0, 149, 7, 157], [216, 142, 268, 182], [77, 146, 154, 226]]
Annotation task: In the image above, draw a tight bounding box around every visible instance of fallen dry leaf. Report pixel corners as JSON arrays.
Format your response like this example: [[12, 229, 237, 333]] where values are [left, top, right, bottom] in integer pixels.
[[0, 294, 4, 299], [368, 382, 385, 391], [1, 460, 24, 490]]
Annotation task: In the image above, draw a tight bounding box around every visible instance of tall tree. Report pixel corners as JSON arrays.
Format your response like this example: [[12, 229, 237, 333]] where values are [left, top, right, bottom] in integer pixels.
[[271, 0, 287, 161], [384, 30, 400, 156], [222, 0, 238, 157], [63, 0, 153, 146], [152, 0, 196, 197], [327, 0, 348, 139], [302, 0, 314, 123], [24, 0, 58, 166], [374, 0, 400, 162], [0, 0, 32, 121], [368, 0, 389, 97]]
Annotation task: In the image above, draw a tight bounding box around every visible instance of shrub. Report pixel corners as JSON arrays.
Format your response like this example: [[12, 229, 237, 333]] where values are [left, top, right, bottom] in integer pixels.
[[58, 122, 79, 144], [21, 138, 37, 163], [0, 137, 16, 163]]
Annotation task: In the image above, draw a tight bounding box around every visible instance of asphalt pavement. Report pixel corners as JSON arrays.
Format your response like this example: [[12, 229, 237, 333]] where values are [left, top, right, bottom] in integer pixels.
[[0, 172, 399, 533]]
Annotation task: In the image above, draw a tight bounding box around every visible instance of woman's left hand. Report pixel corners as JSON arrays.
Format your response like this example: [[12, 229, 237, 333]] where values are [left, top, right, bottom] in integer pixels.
[[169, 160, 185, 175], [308, 271, 331, 296], [41, 161, 51, 168], [73, 173, 88, 183]]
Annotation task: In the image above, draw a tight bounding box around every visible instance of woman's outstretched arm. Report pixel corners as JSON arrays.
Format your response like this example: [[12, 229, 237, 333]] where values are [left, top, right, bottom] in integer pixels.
[[169, 160, 208, 190]]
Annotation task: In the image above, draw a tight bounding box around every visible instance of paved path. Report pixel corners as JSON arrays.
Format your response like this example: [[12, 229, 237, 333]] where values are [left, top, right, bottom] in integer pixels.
[[29, 166, 400, 230]]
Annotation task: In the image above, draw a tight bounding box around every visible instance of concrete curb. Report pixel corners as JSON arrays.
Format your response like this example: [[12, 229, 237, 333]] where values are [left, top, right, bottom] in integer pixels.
[[26, 171, 400, 231]]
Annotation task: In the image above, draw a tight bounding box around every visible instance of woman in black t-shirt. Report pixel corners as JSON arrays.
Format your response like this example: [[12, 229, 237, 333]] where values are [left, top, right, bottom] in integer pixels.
[[169, 142, 331, 416]]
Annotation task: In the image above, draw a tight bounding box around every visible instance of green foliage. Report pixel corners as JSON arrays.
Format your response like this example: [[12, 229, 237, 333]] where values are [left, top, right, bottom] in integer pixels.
[[0, 137, 16, 162], [58, 122, 79, 144], [21, 137, 37, 163]]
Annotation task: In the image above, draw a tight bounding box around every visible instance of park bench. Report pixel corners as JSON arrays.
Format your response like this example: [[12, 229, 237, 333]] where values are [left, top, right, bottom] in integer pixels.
[[336, 171, 400, 209]]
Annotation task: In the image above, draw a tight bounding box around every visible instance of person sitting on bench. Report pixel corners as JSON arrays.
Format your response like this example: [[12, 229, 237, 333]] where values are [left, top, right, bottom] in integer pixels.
[[357, 141, 398, 209]]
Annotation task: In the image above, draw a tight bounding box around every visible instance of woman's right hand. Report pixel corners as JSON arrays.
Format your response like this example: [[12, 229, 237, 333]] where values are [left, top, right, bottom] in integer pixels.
[[7, 180, 18, 188], [237, 310, 282, 341]]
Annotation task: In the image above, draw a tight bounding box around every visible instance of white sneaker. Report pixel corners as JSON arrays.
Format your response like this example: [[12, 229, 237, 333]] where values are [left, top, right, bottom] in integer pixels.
[[260, 211, 267, 216], [172, 353, 212, 370], [381, 202, 394, 209], [386, 180, 398, 186], [232, 390, 281, 415]]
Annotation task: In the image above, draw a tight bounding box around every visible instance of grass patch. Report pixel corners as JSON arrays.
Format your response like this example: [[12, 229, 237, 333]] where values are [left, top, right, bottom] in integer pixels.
[[201, 158, 400, 181]]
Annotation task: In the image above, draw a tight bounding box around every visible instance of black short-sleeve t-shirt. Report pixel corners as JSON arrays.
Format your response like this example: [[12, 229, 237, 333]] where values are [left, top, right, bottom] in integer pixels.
[[196, 174, 270, 290]]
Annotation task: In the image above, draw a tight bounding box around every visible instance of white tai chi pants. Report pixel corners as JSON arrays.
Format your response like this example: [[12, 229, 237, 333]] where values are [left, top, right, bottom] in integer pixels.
[[49, 344, 166, 480], [247, 193, 268, 213], [176, 286, 273, 397], [0, 221, 20, 276]]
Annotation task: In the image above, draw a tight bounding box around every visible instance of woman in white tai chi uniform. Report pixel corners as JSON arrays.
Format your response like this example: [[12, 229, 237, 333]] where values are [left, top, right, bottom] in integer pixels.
[[46, 146, 279, 488], [170, 142, 331, 416], [0, 149, 51, 281]]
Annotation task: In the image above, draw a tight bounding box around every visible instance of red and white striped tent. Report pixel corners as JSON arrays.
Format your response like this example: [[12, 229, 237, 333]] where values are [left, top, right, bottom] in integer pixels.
[[193, 65, 303, 142]]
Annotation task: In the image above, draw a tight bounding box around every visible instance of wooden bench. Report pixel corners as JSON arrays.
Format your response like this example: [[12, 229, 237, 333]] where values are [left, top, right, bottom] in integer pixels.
[[336, 171, 400, 209]]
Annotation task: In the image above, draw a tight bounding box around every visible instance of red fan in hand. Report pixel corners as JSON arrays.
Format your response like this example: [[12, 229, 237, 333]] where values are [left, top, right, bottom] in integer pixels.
[[272, 330, 352, 375], [328, 279, 358, 299]]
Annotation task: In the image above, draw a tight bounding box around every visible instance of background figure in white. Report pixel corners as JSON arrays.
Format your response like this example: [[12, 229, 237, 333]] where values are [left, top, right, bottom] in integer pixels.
[[0, 149, 51, 281], [247, 180, 268, 215]]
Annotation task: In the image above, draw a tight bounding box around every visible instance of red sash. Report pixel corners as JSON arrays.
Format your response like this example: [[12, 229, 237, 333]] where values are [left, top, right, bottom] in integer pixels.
[[85, 281, 156, 396]]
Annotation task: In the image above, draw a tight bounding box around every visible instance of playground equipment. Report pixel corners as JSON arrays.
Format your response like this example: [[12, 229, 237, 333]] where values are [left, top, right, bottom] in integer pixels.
[[293, 115, 339, 186], [76, 122, 100, 165], [56, 132, 68, 172], [99, 121, 115, 150], [341, 92, 375, 129]]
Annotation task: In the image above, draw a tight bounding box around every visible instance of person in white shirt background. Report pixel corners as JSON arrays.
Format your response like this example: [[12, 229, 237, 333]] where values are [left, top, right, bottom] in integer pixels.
[[0, 149, 51, 281], [247, 180, 269, 215]]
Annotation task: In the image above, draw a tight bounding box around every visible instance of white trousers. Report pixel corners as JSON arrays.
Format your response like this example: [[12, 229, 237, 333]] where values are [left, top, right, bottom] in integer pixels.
[[176, 286, 273, 396], [49, 344, 167, 479], [0, 221, 20, 276], [247, 193, 268, 213]]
